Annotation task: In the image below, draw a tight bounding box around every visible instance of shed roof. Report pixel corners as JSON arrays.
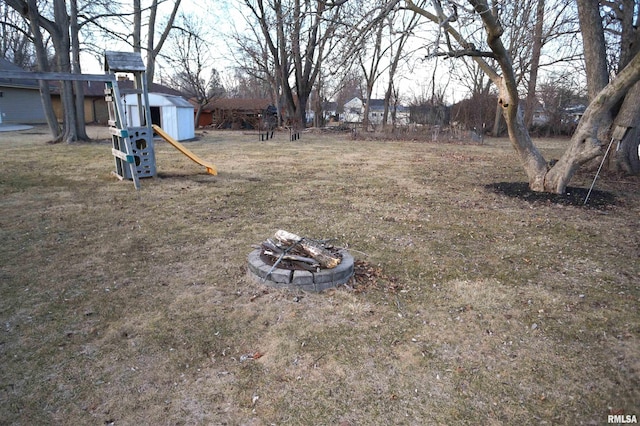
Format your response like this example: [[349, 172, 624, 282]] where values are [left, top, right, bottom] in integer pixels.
[[123, 92, 194, 109], [160, 94, 194, 108], [104, 51, 146, 72]]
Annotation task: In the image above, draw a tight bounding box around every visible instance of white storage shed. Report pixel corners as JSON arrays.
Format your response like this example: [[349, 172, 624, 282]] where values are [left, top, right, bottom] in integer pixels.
[[123, 92, 195, 141]]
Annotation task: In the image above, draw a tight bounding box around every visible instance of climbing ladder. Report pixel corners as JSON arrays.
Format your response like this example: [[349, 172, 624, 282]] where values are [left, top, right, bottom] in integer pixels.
[[104, 51, 157, 189]]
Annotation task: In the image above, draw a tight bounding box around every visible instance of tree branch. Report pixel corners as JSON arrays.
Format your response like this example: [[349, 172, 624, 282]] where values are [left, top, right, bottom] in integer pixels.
[[432, 49, 495, 58], [404, 0, 500, 82]]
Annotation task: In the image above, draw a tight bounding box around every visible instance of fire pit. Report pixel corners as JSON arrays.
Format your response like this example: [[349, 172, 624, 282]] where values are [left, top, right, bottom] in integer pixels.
[[247, 230, 354, 292]]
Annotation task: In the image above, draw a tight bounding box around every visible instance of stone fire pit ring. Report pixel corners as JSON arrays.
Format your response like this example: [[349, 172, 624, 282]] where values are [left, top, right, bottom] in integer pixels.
[[247, 249, 355, 292]]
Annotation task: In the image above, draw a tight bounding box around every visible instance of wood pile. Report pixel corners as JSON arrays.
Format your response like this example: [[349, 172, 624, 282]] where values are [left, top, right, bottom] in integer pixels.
[[257, 230, 342, 272]]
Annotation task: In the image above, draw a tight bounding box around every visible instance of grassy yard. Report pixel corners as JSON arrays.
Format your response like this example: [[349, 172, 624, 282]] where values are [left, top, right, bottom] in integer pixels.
[[1, 126, 638, 425]]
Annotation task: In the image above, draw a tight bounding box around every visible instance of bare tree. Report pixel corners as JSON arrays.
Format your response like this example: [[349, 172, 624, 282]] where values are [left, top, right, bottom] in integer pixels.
[[164, 13, 224, 128], [228, 4, 281, 119], [241, 0, 344, 127], [381, 5, 421, 129], [142, 0, 182, 84], [405, 0, 640, 193], [5, 0, 126, 141], [357, 4, 386, 130], [0, 3, 35, 68], [224, 69, 272, 99], [104, 0, 182, 83]]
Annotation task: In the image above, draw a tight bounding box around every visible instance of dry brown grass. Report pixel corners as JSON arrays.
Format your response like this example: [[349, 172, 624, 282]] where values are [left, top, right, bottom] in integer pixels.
[[1, 125, 639, 425]]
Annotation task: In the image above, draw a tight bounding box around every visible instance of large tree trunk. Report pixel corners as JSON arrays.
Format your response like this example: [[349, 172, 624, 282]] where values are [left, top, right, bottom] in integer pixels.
[[607, 1, 639, 174], [544, 52, 640, 192], [23, 0, 60, 141], [70, 0, 87, 139], [576, 0, 609, 99], [52, 0, 77, 143], [608, 82, 640, 174]]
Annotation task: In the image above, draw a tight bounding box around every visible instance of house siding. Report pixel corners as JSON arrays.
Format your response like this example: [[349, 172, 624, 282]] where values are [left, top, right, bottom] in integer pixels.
[[0, 87, 46, 124]]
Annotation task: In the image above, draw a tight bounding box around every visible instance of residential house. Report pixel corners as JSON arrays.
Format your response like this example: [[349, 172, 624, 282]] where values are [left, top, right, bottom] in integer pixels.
[[343, 97, 363, 123], [0, 58, 46, 124], [366, 99, 410, 126], [342, 97, 410, 126]]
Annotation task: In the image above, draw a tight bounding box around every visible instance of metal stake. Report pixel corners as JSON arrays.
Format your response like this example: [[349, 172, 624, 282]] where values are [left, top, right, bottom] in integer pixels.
[[584, 137, 615, 206]]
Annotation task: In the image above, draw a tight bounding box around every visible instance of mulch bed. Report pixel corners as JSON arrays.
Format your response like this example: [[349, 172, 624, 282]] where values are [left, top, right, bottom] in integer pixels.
[[486, 182, 616, 209]]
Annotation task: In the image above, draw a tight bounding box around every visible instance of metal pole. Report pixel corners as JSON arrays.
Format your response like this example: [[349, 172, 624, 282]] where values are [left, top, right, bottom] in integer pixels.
[[584, 137, 615, 206]]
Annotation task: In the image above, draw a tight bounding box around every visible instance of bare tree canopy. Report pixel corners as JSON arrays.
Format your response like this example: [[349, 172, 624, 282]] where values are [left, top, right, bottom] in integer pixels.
[[164, 12, 225, 128]]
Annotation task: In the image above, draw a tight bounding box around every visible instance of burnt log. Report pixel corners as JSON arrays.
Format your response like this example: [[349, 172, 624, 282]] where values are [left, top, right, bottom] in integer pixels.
[[273, 229, 341, 269]]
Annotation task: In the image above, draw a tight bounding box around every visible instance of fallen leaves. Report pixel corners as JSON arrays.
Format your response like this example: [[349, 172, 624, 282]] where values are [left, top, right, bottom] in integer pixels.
[[348, 259, 400, 293]]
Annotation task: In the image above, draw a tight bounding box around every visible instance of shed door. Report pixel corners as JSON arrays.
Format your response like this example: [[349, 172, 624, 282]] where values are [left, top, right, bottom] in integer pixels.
[[150, 106, 161, 127]]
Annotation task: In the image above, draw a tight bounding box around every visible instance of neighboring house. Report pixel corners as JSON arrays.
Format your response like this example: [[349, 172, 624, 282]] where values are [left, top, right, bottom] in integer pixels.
[[50, 80, 111, 124], [343, 97, 363, 123], [393, 105, 410, 126], [0, 58, 46, 124], [529, 102, 586, 128], [366, 99, 410, 126], [564, 104, 586, 124], [531, 102, 549, 126], [342, 97, 410, 126], [366, 99, 386, 125], [123, 92, 195, 141]]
